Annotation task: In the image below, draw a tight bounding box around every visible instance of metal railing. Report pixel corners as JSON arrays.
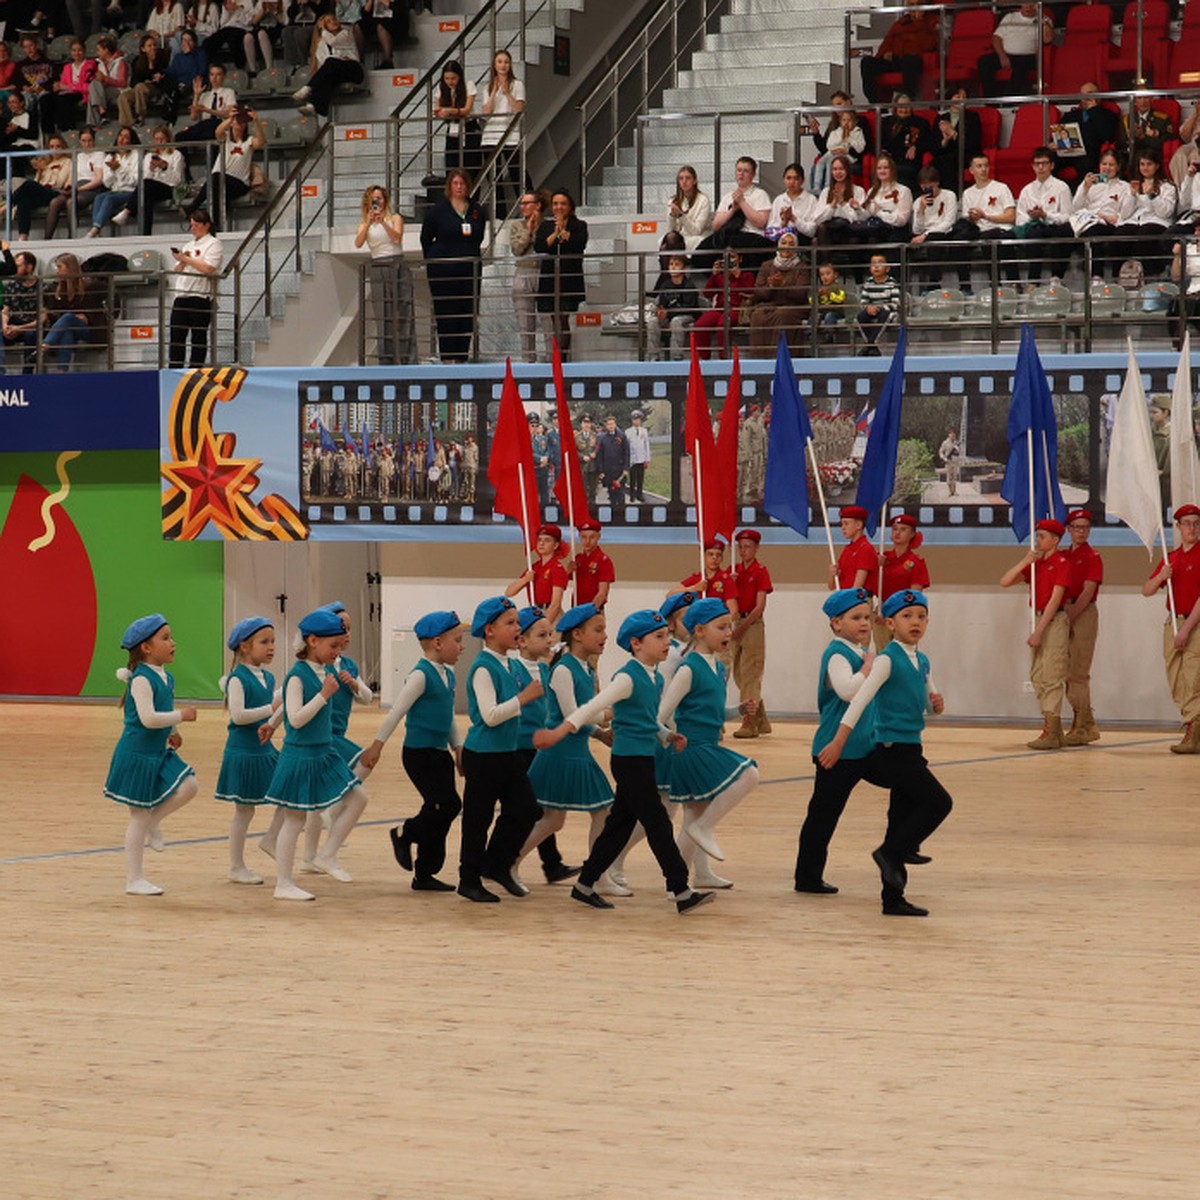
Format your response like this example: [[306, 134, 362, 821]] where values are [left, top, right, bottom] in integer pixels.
[[578, 0, 730, 205]]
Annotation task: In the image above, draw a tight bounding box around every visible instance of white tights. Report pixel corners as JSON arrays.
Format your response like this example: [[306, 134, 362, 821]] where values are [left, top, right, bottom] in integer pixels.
[[274, 784, 369, 887], [676, 765, 760, 870], [124, 776, 198, 887], [262, 761, 372, 862]]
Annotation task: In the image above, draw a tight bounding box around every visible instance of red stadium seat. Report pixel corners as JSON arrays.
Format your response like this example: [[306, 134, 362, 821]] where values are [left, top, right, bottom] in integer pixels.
[[1167, 32, 1200, 89], [944, 9, 996, 91], [1104, 1, 1171, 85], [992, 102, 1061, 193]]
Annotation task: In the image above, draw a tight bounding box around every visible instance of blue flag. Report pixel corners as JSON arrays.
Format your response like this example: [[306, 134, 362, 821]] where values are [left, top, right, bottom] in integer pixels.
[[361, 424, 371, 464], [763, 335, 813, 536], [426, 421, 436, 471], [318, 420, 337, 454], [343, 429, 358, 455], [854, 325, 907, 535], [1001, 324, 1066, 542]]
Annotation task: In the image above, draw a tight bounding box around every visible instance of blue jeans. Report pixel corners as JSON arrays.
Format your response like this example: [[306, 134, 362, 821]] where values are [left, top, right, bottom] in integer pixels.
[[92, 189, 135, 230], [43, 313, 87, 367]]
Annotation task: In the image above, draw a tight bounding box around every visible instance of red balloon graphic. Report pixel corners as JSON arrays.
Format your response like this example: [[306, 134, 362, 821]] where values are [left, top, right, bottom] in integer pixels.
[[0, 473, 98, 694]]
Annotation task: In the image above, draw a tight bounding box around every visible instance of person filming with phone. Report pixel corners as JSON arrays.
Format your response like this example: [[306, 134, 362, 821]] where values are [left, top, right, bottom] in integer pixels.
[[168, 208, 224, 368]]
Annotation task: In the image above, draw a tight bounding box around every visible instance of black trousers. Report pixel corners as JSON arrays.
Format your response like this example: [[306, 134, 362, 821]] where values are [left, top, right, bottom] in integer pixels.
[[580, 755, 689, 897], [515, 747, 564, 871], [795, 753, 889, 887], [628, 462, 646, 501], [871, 742, 953, 901], [459, 747, 540, 886], [401, 746, 462, 879], [168, 294, 214, 368]]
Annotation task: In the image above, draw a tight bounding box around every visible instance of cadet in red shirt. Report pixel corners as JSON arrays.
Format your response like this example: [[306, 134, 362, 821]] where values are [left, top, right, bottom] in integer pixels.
[[1000, 518, 1071, 749], [1143, 504, 1200, 753], [1061, 509, 1104, 746], [731, 529, 774, 738], [828, 505, 881, 594], [571, 518, 615, 608], [875, 514, 930, 649], [505, 523, 569, 625], [673, 539, 739, 618]]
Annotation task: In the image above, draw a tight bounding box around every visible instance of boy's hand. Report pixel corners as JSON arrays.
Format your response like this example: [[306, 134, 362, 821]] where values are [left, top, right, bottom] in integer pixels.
[[817, 726, 849, 770]]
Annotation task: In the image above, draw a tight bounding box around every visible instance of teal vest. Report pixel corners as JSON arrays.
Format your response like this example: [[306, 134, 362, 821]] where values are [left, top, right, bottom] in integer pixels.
[[874, 641, 930, 745], [611, 660, 661, 757], [329, 654, 360, 737], [283, 661, 334, 748], [545, 654, 596, 729], [465, 650, 520, 753], [813, 640, 875, 760], [511, 656, 549, 749], [673, 651, 726, 744], [120, 664, 175, 755], [403, 657, 456, 750], [225, 663, 276, 751]]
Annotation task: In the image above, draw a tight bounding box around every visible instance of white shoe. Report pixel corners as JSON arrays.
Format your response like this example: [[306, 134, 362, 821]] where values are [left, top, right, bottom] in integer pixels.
[[259, 839, 277, 861], [292, 85, 311, 102], [298, 858, 320, 874], [125, 878, 164, 896], [311, 855, 353, 882], [691, 868, 733, 889], [682, 819, 724, 861], [274, 882, 315, 901], [229, 866, 264, 885], [111, 208, 131, 226], [607, 867, 629, 889], [298, 102, 316, 116], [596, 871, 633, 897], [146, 826, 165, 852]]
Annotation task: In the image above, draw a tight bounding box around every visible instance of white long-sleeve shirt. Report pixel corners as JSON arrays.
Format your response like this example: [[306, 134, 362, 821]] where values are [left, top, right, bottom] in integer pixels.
[[564, 659, 670, 744], [334, 655, 373, 704], [546, 659, 582, 719], [817, 184, 866, 224], [767, 190, 823, 238], [838, 643, 939, 734], [826, 637, 869, 701], [131, 664, 182, 728], [1073, 177, 1135, 221], [1126, 180, 1176, 226], [657, 649, 740, 727], [1016, 176, 1072, 227], [865, 182, 913, 227], [472, 647, 522, 727], [371, 656, 463, 747], [225, 665, 275, 724], [284, 660, 329, 729], [912, 189, 957, 236]]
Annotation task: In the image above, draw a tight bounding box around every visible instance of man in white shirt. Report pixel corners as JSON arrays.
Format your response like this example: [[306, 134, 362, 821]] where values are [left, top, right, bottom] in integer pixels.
[[168, 209, 224, 368], [909, 165, 959, 287], [624, 409, 651, 503], [698, 155, 773, 269], [955, 153, 1017, 288], [978, 2, 1055, 97], [175, 63, 238, 142], [1016, 145, 1073, 281]]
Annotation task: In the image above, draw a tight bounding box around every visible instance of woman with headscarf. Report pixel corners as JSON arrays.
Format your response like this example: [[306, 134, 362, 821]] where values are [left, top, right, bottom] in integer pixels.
[[748, 232, 811, 355]]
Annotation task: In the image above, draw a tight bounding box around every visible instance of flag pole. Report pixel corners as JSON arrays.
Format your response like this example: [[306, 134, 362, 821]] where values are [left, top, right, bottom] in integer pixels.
[[877, 504, 887, 602], [517, 459, 534, 605], [1027, 427, 1037, 634], [807, 436, 837, 565], [565, 461, 578, 607], [694, 437, 707, 581], [1159, 517, 1179, 632]]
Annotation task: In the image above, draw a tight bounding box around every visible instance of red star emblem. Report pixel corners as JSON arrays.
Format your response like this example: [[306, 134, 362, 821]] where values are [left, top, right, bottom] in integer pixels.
[[162, 435, 259, 539]]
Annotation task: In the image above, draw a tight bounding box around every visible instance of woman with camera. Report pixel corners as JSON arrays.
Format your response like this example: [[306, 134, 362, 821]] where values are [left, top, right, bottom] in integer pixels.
[[355, 183, 415, 364]]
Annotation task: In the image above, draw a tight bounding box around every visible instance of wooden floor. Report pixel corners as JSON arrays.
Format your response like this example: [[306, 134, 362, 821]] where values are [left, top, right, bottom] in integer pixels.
[[3, 701, 1198, 1200]]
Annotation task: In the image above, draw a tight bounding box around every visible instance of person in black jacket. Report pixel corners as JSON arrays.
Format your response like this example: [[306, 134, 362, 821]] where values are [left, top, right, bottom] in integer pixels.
[[1058, 82, 1119, 181], [649, 252, 702, 359], [928, 87, 982, 193], [595, 414, 629, 505], [880, 95, 931, 195], [535, 188, 588, 360], [420, 167, 486, 363]]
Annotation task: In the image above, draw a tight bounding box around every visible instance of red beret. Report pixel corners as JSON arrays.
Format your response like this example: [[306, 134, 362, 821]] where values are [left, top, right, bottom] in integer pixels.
[[1065, 509, 1092, 524], [890, 513, 918, 528], [1036, 519, 1065, 536], [537, 523, 562, 542], [735, 529, 761, 543], [577, 518, 601, 532], [840, 505, 868, 521], [1174, 504, 1200, 521], [704, 538, 726, 551]]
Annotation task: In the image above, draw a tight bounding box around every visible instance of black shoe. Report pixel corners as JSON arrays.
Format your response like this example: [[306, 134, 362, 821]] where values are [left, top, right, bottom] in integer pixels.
[[882, 897, 929, 917], [794, 879, 839, 894], [571, 884, 614, 909], [872, 846, 907, 892], [412, 876, 454, 892], [904, 851, 932, 865], [483, 869, 529, 897], [543, 862, 581, 884], [389, 824, 413, 872], [676, 890, 715, 914], [457, 881, 500, 903]]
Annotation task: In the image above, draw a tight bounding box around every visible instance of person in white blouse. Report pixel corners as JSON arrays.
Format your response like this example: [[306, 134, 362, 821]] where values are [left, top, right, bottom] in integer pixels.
[[625, 409, 651, 503], [168, 207, 224, 367], [148, 0, 187, 44], [111, 124, 186, 234], [1015, 145, 1073, 281], [1113, 149, 1177, 274], [815, 152, 866, 247], [697, 154, 772, 268], [1072, 149, 1135, 274], [859, 152, 914, 247], [666, 164, 713, 249], [86, 125, 141, 237], [908, 165, 959, 287], [480, 49, 526, 218], [766, 162, 823, 247]]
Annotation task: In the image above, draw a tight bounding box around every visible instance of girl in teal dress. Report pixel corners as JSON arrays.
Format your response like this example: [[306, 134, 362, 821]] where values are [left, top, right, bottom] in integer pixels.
[[658, 597, 759, 889], [103, 614, 199, 896], [263, 608, 369, 901], [516, 604, 620, 890], [215, 617, 281, 886]]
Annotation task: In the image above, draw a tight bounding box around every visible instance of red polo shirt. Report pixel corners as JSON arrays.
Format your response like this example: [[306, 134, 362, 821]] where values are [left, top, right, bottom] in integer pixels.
[[881, 548, 930, 599], [531, 557, 569, 607], [838, 536, 880, 592], [1151, 542, 1200, 617], [680, 567, 735, 603], [573, 547, 615, 605], [1065, 542, 1103, 603], [734, 559, 773, 616], [1020, 550, 1070, 611]]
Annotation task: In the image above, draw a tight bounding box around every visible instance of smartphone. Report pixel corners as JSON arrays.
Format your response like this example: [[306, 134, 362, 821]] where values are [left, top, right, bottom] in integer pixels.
[[1096, 172, 1108, 184], [171, 246, 181, 254], [922, 187, 934, 199]]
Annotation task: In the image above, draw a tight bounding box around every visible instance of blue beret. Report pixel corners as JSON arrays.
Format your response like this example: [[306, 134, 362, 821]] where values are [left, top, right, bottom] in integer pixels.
[[557, 603, 599, 635], [120, 613, 167, 650], [227, 616, 273, 651], [881, 589, 929, 618], [320, 601, 347, 615], [659, 591, 697, 619], [517, 605, 547, 634], [471, 595, 516, 638], [823, 588, 871, 619], [681, 597, 729, 632], [298, 608, 346, 638], [617, 609, 668, 652], [414, 610, 461, 640]]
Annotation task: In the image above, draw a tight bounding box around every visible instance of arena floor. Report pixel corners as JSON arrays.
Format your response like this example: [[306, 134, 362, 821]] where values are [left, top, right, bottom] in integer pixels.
[[3, 702, 1196, 1200]]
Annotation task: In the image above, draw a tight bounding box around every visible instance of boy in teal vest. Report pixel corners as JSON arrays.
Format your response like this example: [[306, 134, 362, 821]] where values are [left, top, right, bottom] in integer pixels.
[[795, 587, 887, 895], [360, 610, 465, 893], [818, 589, 952, 917], [458, 596, 544, 903]]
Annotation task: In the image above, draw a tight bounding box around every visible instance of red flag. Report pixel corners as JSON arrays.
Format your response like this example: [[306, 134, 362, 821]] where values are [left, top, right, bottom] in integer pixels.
[[685, 337, 720, 544], [487, 358, 541, 551], [714, 346, 741, 542], [551, 338, 590, 526]]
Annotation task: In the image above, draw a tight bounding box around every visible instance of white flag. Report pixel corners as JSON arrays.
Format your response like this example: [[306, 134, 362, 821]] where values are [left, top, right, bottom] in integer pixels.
[[1170, 332, 1199, 514], [1105, 342, 1162, 555]]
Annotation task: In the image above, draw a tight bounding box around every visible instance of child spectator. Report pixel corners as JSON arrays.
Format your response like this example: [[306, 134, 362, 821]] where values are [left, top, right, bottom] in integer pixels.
[[856, 253, 901, 355]]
